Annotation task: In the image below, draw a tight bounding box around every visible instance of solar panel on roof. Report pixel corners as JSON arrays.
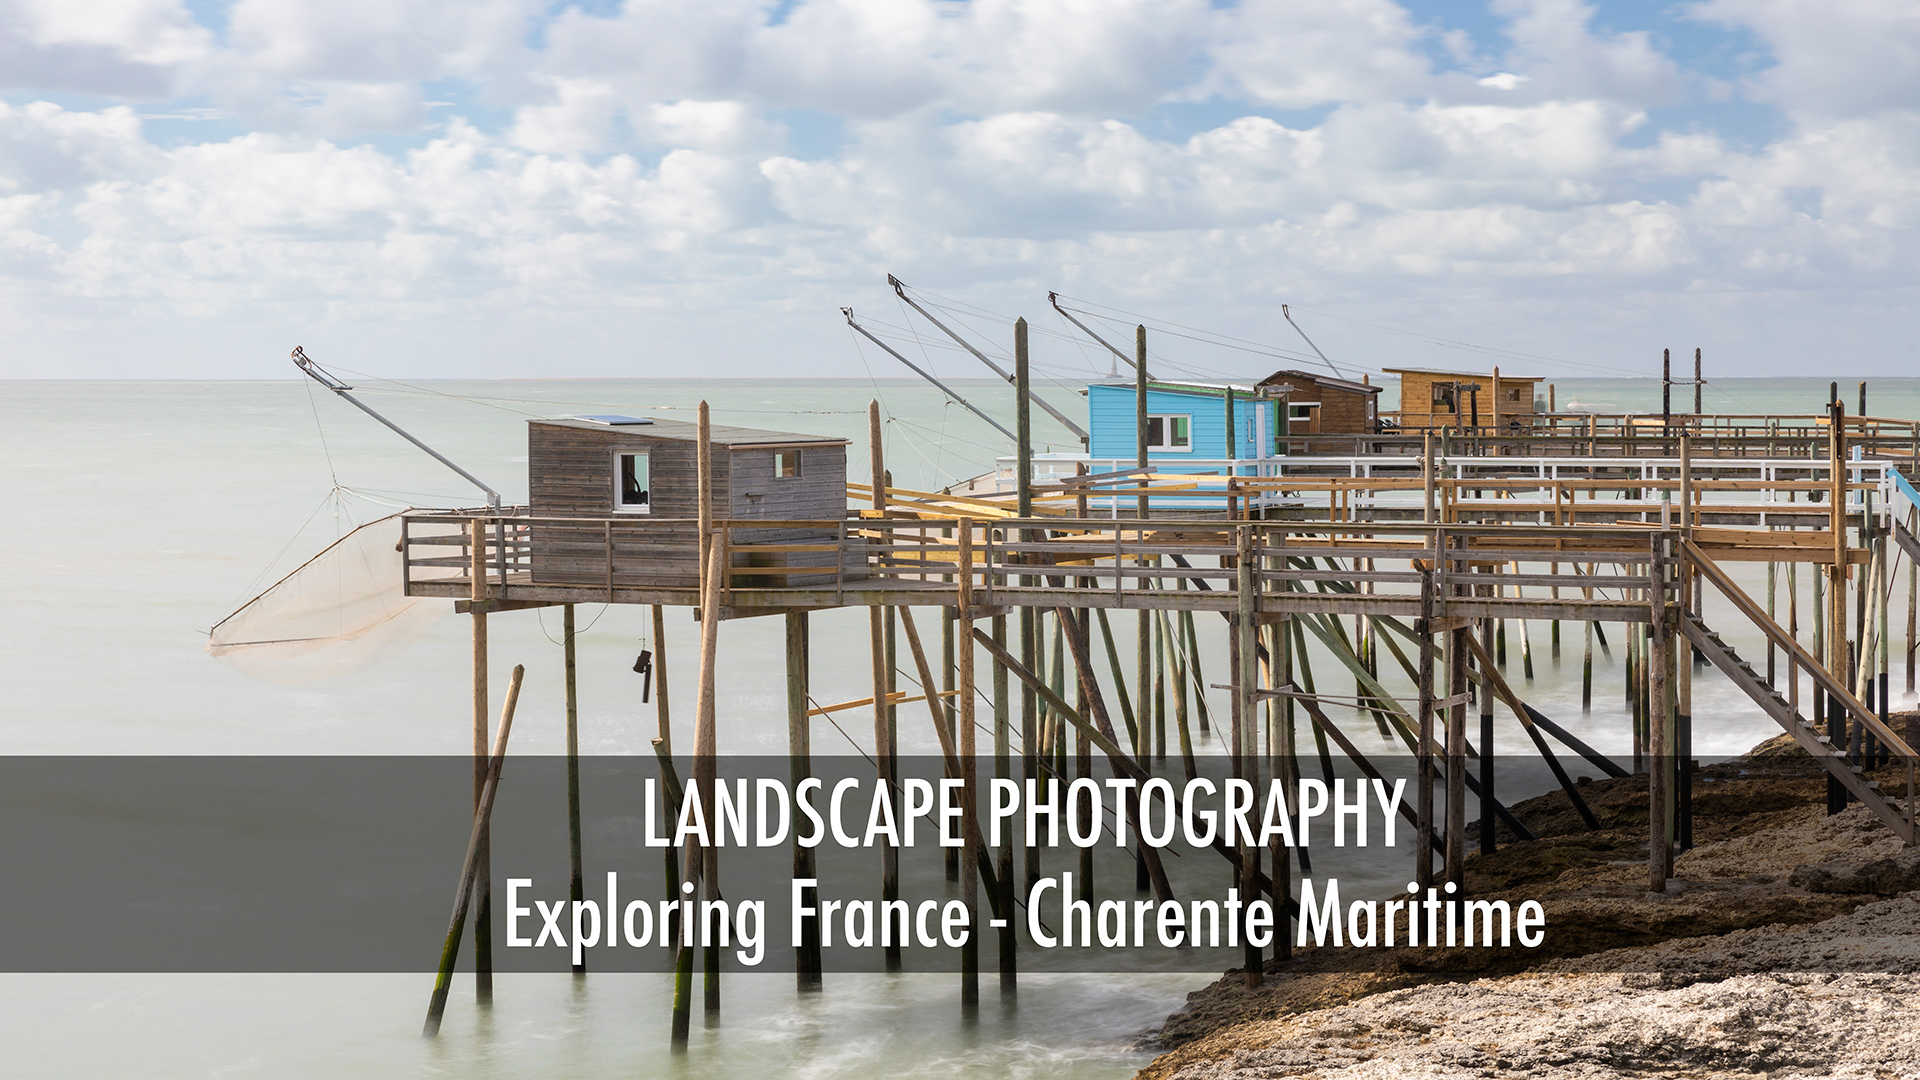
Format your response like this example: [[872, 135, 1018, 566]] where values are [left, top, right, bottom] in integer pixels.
[[573, 414, 653, 426]]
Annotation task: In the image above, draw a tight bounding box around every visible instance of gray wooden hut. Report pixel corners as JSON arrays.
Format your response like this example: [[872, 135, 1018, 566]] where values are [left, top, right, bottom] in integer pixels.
[[527, 415, 853, 590]]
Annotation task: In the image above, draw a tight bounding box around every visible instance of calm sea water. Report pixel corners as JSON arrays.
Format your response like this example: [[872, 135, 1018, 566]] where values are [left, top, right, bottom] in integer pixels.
[[4, 375, 1917, 1078]]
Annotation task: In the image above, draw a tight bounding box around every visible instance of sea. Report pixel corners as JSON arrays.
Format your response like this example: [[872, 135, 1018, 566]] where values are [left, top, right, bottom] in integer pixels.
[[4, 374, 1918, 1078]]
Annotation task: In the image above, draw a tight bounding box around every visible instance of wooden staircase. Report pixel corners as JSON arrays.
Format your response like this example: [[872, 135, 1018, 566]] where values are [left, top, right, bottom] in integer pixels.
[[1679, 539, 1916, 845]]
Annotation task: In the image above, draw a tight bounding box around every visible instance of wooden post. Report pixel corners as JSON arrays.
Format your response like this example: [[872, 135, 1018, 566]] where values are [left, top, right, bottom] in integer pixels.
[[1907, 506, 1916, 701], [469, 516, 492, 1001], [1017, 319, 1040, 895], [992, 610, 1016, 991], [564, 603, 584, 976], [1423, 431, 1436, 524], [1166, 610, 1196, 780], [694, 535, 724, 1019], [652, 604, 672, 752], [698, 401, 712, 577], [1830, 402, 1850, 812], [943, 564, 959, 882], [1677, 562, 1693, 852], [1479, 605, 1495, 855], [867, 399, 901, 969], [1233, 523, 1261, 986], [1649, 538, 1672, 892], [1582, 616, 1594, 712], [957, 523, 979, 1008], [425, 664, 525, 1036], [1490, 365, 1502, 448], [1693, 347, 1702, 415], [1662, 348, 1672, 436], [1446, 548, 1468, 894], [1135, 323, 1151, 790], [786, 611, 821, 990], [1832, 400, 1848, 684], [1416, 561, 1436, 891]]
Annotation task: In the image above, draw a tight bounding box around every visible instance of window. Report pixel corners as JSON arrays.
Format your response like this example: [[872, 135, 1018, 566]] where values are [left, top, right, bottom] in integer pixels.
[[1145, 414, 1191, 451], [774, 450, 802, 478], [614, 451, 650, 513], [1287, 403, 1316, 430], [1431, 382, 1456, 410], [1506, 386, 1522, 404]]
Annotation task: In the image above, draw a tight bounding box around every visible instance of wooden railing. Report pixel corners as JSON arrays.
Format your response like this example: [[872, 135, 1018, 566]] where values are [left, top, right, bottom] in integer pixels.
[[401, 509, 1676, 620]]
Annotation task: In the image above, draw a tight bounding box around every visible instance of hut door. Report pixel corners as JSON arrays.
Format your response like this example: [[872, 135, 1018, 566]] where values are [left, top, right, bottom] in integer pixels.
[[614, 451, 651, 513]]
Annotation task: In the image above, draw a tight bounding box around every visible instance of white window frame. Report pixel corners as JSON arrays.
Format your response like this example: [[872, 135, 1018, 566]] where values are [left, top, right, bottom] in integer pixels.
[[613, 450, 651, 514], [1145, 413, 1192, 452], [1286, 402, 1318, 431]]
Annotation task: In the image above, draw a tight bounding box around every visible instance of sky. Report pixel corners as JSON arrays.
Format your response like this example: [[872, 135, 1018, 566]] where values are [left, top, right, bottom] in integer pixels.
[[1, 0, 1916, 381]]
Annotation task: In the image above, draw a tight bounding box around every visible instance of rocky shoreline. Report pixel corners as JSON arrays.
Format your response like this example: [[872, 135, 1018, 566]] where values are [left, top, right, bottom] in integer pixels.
[[1139, 734, 1920, 1079]]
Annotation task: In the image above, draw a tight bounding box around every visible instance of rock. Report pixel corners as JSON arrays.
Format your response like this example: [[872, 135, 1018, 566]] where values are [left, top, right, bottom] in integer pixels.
[[1789, 854, 1920, 896]]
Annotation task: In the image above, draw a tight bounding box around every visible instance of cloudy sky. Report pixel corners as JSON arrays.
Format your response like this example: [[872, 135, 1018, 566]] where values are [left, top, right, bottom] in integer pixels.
[[2, 0, 1916, 380]]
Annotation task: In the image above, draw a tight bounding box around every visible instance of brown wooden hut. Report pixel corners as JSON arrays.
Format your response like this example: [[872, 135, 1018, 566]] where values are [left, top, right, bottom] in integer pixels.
[[1253, 369, 1384, 436], [527, 415, 852, 589], [1384, 367, 1542, 433]]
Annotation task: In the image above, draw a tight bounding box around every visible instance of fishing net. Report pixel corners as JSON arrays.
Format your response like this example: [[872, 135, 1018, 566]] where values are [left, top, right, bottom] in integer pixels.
[[208, 512, 457, 682]]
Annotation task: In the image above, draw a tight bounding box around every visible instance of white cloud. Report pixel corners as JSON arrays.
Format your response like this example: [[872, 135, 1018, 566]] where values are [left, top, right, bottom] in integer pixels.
[[0, 0, 1915, 377], [1693, 0, 1920, 118]]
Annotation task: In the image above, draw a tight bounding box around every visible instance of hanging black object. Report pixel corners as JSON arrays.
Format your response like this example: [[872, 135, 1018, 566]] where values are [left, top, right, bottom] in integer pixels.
[[633, 649, 653, 703]]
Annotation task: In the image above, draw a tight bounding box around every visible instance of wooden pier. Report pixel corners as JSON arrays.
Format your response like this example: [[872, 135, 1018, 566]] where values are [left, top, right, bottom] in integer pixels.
[[408, 389, 1920, 1033]]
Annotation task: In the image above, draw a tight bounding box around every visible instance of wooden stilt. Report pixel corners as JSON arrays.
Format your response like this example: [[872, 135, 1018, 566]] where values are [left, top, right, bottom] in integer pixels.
[[943, 575, 959, 882], [786, 611, 821, 991], [1017, 321, 1040, 895], [1479, 604, 1496, 855], [694, 531, 724, 1020], [1234, 524, 1262, 987], [1154, 603, 1168, 761], [1166, 610, 1196, 780], [1095, 609, 1139, 748], [1582, 617, 1594, 712], [1077, 606, 1093, 901], [1446, 611, 1468, 895], [1649, 537, 1673, 892], [1416, 562, 1436, 891], [992, 611, 1016, 992], [425, 664, 525, 1037], [868, 400, 902, 971], [563, 603, 584, 976], [1184, 610, 1211, 735], [469, 516, 493, 1002], [957, 524, 980, 1008], [1907, 507, 1916, 703]]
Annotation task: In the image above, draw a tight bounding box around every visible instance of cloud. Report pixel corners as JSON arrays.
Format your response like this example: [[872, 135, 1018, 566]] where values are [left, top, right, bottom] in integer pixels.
[[1692, 0, 1920, 118], [0, 0, 1915, 377]]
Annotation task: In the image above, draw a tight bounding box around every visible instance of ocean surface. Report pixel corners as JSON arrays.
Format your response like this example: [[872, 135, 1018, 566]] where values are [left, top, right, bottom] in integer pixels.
[[5, 374, 1918, 1079]]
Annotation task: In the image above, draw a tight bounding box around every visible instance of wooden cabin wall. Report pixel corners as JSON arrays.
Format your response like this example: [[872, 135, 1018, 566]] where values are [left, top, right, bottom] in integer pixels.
[[526, 422, 714, 589], [726, 444, 857, 585], [1314, 386, 1374, 433]]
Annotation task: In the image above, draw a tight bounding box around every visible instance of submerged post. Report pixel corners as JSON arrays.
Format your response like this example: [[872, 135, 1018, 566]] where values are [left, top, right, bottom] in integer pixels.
[[469, 516, 492, 1001], [1016, 320, 1040, 895], [957, 522, 979, 1008], [868, 399, 901, 969], [785, 611, 820, 989], [694, 538, 724, 1019], [564, 603, 584, 976], [425, 664, 525, 1036]]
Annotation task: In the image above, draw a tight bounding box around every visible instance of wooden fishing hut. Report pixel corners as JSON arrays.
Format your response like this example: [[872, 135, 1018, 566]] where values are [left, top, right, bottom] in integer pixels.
[[1254, 369, 1384, 446], [1386, 366, 1543, 435], [525, 415, 856, 589]]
